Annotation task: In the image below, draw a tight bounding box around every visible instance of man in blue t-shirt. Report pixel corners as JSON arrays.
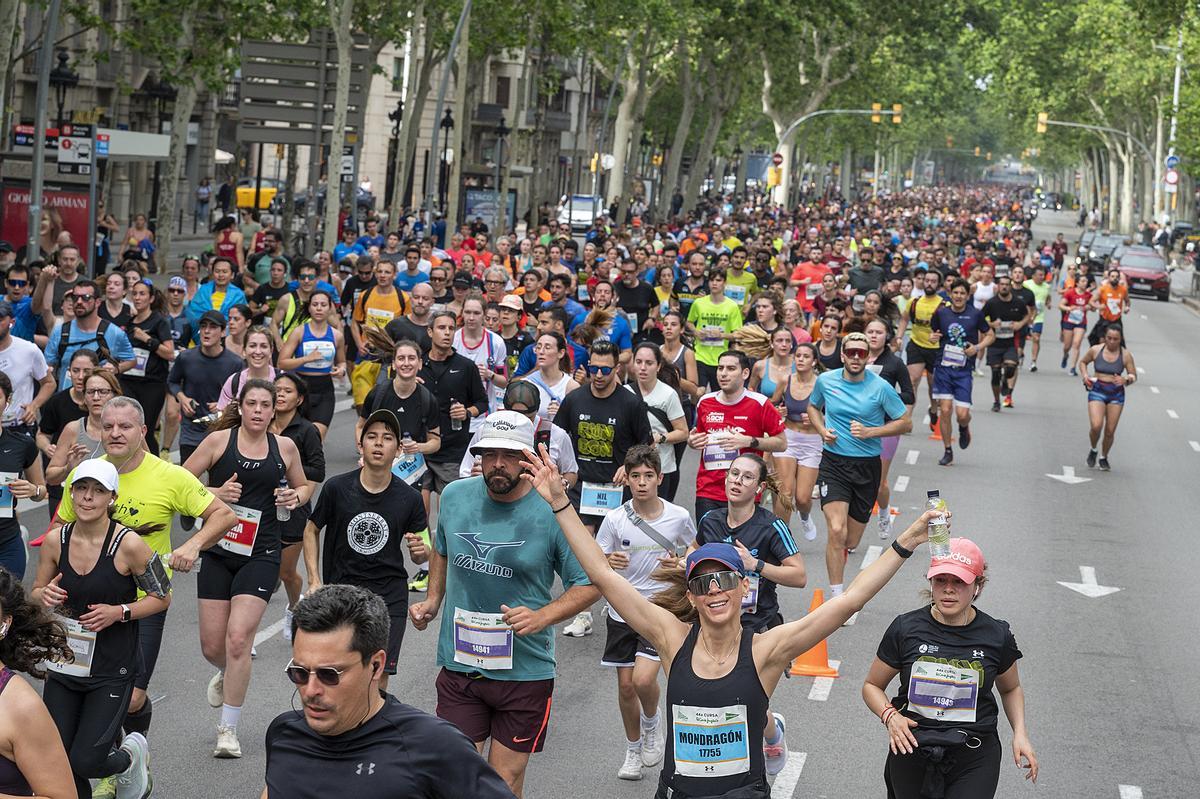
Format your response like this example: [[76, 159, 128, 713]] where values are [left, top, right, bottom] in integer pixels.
[[930, 278, 996, 466], [805, 331, 910, 598], [45, 279, 136, 386], [409, 411, 597, 796]]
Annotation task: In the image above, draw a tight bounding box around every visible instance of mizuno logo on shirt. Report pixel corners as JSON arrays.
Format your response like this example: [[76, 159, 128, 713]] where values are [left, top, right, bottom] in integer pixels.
[[456, 532, 524, 560]]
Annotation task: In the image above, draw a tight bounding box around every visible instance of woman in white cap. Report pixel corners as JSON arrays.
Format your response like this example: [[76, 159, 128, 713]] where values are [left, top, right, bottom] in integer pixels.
[[32, 458, 168, 799], [862, 537, 1038, 798]]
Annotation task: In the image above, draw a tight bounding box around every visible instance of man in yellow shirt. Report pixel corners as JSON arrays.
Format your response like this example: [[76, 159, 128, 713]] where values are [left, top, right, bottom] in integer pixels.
[[351, 260, 409, 405]]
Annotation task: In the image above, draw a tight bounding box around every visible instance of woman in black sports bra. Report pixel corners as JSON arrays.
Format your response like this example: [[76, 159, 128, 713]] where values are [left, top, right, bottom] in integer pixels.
[[182, 377, 310, 759]]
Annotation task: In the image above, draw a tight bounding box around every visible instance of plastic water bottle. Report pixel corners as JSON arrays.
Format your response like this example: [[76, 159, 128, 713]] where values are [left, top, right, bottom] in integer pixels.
[[926, 490, 950, 558], [450, 400, 463, 431], [276, 478, 291, 522], [401, 433, 415, 467]]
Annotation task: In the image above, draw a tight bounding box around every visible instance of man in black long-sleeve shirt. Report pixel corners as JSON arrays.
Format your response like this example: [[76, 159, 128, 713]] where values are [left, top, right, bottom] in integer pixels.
[[418, 310, 488, 504], [167, 310, 242, 465]]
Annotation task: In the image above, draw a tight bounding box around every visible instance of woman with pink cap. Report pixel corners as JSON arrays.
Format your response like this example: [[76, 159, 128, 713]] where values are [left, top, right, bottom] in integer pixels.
[[862, 537, 1039, 797]]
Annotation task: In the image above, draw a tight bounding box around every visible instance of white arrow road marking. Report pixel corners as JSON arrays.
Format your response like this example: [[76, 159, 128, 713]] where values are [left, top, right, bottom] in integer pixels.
[[1046, 465, 1092, 484], [768, 751, 808, 798], [860, 545, 883, 570], [1118, 786, 1143, 799], [1167, 409, 1179, 419], [893, 475, 909, 493], [1058, 566, 1121, 598], [905, 449, 919, 465], [1149, 386, 1159, 394], [808, 660, 841, 701]]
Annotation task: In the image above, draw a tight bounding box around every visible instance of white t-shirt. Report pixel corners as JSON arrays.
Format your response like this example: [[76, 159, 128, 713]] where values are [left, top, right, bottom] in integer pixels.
[[596, 500, 696, 623], [457, 421, 579, 479], [0, 336, 49, 426], [452, 328, 507, 432], [624, 380, 685, 473]]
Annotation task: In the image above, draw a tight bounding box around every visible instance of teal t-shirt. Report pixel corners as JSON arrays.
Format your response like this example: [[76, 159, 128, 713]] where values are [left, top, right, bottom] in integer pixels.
[[808, 368, 907, 458], [435, 477, 591, 681]]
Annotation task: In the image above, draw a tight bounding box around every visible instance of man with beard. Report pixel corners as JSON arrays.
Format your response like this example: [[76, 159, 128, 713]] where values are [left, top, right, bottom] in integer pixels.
[[409, 411, 598, 799], [896, 268, 945, 431]]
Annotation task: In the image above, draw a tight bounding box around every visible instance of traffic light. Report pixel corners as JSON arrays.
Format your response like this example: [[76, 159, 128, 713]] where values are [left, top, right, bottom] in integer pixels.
[[871, 103, 882, 123], [974, 146, 981, 157], [1036, 112, 1048, 134], [767, 166, 782, 187], [590, 152, 599, 173], [986, 152, 992, 161], [892, 103, 902, 124]]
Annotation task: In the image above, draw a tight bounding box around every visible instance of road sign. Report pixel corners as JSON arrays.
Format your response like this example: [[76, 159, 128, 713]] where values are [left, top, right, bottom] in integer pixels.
[[1166, 181, 1178, 194], [771, 152, 784, 166], [1165, 168, 1179, 185], [340, 145, 355, 183], [96, 133, 109, 158], [57, 124, 95, 175], [1166, 154, 1180, 169]]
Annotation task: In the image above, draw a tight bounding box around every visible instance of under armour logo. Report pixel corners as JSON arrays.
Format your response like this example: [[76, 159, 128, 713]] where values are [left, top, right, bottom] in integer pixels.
[[972, 649, 984, 658], [356, 762, 376, 776]]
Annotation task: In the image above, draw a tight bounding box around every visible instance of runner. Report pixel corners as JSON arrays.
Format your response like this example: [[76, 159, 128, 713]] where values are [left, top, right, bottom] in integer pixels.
[[1021, 265, 1051, 372], [865, 319, 915, 538], [350, 260, 407, 407], [815, 315, 844, 371], [407, 411, 599, 799], [862, 538, 1038, 797], [45, 369, 121, 487], [454, 295, 509, 429], [518, 444, 941, 799], [1005, 265, 1037, 402], [626, 343, 688, 502], [457, 381, 579, 486], [303, 409, 429, 692], [806, 332, 911, 596], [770, 342, 822, 542], [749, 328, 796, 400], [0, 372, 46, 578], [218, 326, 280, 409], [518, 332, 578, 420], [1079, 324, 1136, 471], [262, 585, 517, 798], [277, 290, 345, 438], [182, 379, 311, 758], [118, 280, 174, 454], [1058, 272, 1094, 376], [930, 280, 995, 466], [981, 275, 1032, 412], [1092, 267, 1129, 345], [896, 269, 945, 431], [33, 459, 164, 799], [685, 269, 742, 391]]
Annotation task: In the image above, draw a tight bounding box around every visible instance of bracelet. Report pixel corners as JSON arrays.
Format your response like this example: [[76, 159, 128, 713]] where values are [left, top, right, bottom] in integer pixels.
[[891, 539, 914, 559], [881, 707, 897, 725], [552, 502, 572, 514]]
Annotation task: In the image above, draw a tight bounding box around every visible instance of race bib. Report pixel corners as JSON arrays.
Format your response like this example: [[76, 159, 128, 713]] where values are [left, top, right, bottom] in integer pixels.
[[701, 325, 724, 346], [941, 344, 966, 368], [996, 321, 1014, 338], [128, 347, 150, 377], [671, 703, 751, 778], [580, 481, 622, 516], [702, 432, 738, 471], [0, 472, 15, 519], [577, 284, 590, 301], [1106, 298, 1122, 316], [391, 453, 427, 486], [366, 306, 395, 328], [1035, 297, 1045, 311], [806, 282, 821, 300], [302, 339, 336, 370], [740, 573, 759, 613], [907, 660, 980, 723], [724, 284, 746, 305], [43, 616, 96, 677], [866, 363, 883, 376], [1068, 308, 1084, 325], [453, 608, 513, 670], [218, 504, 262, 557]]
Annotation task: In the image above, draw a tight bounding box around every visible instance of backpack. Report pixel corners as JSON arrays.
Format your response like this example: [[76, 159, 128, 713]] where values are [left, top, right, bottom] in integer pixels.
[[57, 319, 113, 370]]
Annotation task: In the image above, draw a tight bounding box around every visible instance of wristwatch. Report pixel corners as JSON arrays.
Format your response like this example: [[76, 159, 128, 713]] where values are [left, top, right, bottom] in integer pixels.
[[754, 558, 766, 574], [749, 436, 759, 449], [120, 604, 132, 623]]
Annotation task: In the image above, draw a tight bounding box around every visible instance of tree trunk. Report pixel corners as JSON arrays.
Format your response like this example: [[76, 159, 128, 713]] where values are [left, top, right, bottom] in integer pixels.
[[445, 10, 469, 234], [657, 36, 694, 220], [1119, 138, 1134, 235], [1153, 101, 1164, 220], [683, 72, 737, 214], [154, 79, 199, 269], [323, 0, 356, 253], [388, 0, 428, 225], [0, 0, 21, 141]]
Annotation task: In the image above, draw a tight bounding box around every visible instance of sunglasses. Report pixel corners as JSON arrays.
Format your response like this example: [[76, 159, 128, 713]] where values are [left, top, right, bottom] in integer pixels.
[[73, 295, 97, 302], [299, 274, 317, 281], [587, 365, 615, 376], [168, 288, 185, 294], [687, 569, 743, 596], [284, 659, 349, 687], [843, 348, 868, 359], [5, 279, 27, 287]]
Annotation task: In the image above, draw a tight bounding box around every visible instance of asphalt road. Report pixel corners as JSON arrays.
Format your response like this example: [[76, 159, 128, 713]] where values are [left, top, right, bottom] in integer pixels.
[[15, 208, 1199, 798]]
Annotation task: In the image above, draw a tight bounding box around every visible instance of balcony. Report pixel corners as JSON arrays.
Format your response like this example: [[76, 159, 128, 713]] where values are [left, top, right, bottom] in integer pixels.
[[522, 108, 572, 132]]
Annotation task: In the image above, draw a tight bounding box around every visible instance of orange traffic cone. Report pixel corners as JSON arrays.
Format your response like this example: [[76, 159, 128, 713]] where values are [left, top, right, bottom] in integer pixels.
[[789, 589, 840, 678]]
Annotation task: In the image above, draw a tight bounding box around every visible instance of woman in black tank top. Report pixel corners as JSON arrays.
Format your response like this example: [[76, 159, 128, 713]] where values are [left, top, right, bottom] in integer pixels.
[[519, 447, 943, 798], [181, 378, 310, 758], [31, 459, 168, 798]]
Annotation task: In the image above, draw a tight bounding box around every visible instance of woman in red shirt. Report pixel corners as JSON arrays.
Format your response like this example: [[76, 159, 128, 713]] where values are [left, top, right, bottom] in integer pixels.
[[1058, 273, 1095, 375]]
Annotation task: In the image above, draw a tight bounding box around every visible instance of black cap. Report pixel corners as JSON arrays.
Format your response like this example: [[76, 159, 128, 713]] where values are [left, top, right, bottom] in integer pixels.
[[198, 310, 226, 328], [360, 408, 401, 441], [0, 241, 13, 253], [452, 270, 473, 288]]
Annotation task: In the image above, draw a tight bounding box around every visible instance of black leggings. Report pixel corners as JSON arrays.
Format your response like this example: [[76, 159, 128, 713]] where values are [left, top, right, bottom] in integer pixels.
[[119, 379, 168, 455], [43, 674, 134, 798], [133, 608, 167, 691], [885, 732, 1001, 799]]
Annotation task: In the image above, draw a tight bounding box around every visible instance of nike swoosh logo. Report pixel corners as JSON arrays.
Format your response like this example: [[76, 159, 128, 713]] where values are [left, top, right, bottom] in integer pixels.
[[449, 369, 460, 374], [257, 587, 268, 593], [265, 549, 277, 555], [512, 735, 533, 743], [109, 693, 120, 699]]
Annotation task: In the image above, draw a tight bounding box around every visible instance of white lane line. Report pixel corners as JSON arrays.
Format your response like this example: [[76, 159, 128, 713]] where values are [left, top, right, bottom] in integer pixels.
[[1150, 386, 1160, 394], [921, 413, 930, 426], [1190, 441, 1200, 452], [843, 612, 859, 626], [769, 751, 808, 798], [905, 449, 919, 465], [1137, 367, 1146, 374], [254, 617, 287, 647], [807, 660, 841, 701], [1167, 409, 1179, 419], [894, 475, 909, 493], [1118, 786, 1143, 799], [1139, 314, 1147, 320], [861, 545, 883, 570]]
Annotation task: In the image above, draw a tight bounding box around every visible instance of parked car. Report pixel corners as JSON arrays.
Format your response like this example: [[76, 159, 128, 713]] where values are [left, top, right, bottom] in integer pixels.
[[293, 184, 377, 216], [1074, 230, 1096, 265], [1081, 233, 1126, 275], [1113, 245, 1171, 301], [236, 177, 285, 210], [556, 194, 602, 232]]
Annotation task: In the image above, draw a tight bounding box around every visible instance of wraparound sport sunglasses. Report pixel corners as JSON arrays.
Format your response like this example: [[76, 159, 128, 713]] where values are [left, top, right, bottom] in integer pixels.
[[687, 570, 742, 596]]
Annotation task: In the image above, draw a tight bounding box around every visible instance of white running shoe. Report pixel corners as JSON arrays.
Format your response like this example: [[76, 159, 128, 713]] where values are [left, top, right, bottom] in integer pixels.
[[617, 747, 643, 780], [283, 604, 296, 642], [641, 720, 665, 767], [763, 713, 788, 776], [213, 725, 242, 758], [114, 732, 149, 799], [800, 516, 818, 542], [206, 671, 224, 708], [878, 509, 894, 539], [562, 611, 593, 637]]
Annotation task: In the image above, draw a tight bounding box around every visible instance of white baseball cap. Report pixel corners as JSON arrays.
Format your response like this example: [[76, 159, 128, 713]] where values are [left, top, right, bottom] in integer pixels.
[[469, 411, 534, 456], [71, 458, 119, 492]]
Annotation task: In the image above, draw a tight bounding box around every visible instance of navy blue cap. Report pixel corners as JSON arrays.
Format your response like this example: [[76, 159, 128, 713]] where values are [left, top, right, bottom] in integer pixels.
[[685, 542, 745, 581]]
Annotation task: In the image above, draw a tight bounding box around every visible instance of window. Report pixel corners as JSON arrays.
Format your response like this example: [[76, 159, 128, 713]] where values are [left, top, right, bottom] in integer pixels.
[[495, 75, 511, 108], [392, 57, 404, 92]]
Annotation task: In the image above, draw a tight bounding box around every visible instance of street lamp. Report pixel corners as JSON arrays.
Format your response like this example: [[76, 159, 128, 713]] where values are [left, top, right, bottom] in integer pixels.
[[136, 74, 176, 230], [439, 108, 454, 213], [385, 98, 404, 211], [494, 115, 510, 232], [48, 49, 78, 128]]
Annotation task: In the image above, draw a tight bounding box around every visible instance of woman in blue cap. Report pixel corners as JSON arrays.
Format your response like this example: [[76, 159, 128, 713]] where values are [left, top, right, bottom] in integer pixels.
[[520, 445, 945, 799]]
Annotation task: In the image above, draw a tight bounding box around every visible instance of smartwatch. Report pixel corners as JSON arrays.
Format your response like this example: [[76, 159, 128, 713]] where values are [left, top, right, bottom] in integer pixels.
[[121, 604, 132, 623], [749, 436, 759, 449]]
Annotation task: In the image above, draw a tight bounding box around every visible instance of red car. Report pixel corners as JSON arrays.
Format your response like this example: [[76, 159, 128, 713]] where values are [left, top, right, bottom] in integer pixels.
[[1114, 246, 1171, 301]]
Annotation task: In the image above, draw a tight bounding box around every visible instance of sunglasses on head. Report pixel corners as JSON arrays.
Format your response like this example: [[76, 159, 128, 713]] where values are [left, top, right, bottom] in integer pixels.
[[587, 364, 615, 376], [687, 569, 743, 596], [285, 659, 349, 687]]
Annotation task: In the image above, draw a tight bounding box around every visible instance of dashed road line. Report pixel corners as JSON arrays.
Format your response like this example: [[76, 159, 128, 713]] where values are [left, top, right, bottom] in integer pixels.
[[769, 751, 808, 798], [893, 475, 909, 493], [1190, 441, 1200, 453], [905, 449, 919, 465], [1118, 786, 1143, 799], [860, 545, 883, 570], [807, 660, 841, 701], [1137, 367, 1146, 375], [254, 616, 287, 647], [1167, 409, 1179, 419], [1149, 386, 1160, 394]]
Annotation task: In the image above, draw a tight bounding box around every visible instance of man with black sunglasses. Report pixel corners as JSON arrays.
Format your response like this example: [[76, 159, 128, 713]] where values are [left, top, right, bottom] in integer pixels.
[[265, 585, 516, 799], [44, 279, 136, 386], [4, 263, 52, 344]]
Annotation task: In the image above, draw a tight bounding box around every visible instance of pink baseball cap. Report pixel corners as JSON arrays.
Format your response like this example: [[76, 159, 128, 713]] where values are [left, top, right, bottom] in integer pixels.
[[926, 538, 985, 584]]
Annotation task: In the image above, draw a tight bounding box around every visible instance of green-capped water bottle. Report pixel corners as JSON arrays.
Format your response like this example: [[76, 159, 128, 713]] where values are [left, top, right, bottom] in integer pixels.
[[926, 490, 950, 558]]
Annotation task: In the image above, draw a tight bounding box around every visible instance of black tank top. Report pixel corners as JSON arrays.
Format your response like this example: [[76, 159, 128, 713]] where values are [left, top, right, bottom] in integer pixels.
[[660, 625, 770, 798], [0, 669, 33, 795], [208, 429, 286, 558], [56, 520, 138, 679]]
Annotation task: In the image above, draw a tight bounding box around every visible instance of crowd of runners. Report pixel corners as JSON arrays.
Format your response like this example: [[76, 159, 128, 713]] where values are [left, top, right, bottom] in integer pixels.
[[3, 180, 1166, 797]]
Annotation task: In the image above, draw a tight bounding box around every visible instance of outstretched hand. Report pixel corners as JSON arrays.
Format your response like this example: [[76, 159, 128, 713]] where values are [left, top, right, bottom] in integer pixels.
[[519, 445, 569, 506]]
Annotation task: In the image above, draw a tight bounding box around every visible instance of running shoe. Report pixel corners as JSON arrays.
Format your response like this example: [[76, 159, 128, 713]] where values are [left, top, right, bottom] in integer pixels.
[[878, 510, 893, 539], [991, 401, 1001, 413], [92, 776, 117, 799], [938, 449, 953, 466], [1030, 364, 1038, 373], [641, 719, 665, 767], [250, 646, 257, 659], [1098, 457, 1110, 471], [1086, 450, 1098, 468], [928, 411, 938, 430], [617, 748, 643, 780], [213, 725, 242, 759], [408, 569, 429, 592], [283, 606, 294, 642], [800, 515, 818, 542], [562, 611, 593, 637], [1069, 367, 1078, 376], [763, 713, 788, 776], [115, 732, 149, 799], [1003, 395, 1014, 408], [207, 671, 224, 708], [958, 425, 971, 449], [1061, 354, 1069, 369]]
